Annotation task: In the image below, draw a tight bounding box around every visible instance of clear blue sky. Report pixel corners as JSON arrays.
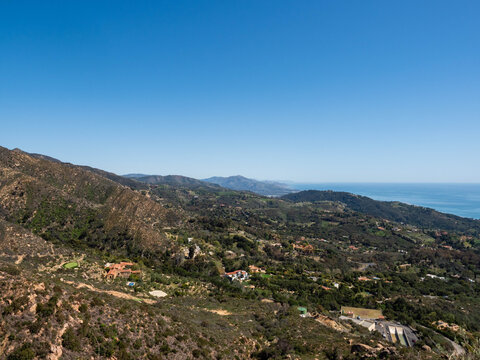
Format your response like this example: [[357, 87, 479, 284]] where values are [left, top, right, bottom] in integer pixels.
[[1, 1, 479, 182]]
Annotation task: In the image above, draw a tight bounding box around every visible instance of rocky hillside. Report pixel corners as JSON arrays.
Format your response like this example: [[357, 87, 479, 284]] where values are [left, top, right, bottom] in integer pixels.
[[0, 146, 181, 257]]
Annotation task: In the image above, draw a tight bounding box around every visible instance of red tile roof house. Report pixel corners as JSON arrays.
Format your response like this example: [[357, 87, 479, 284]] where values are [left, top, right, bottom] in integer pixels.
[[224, 270, 249, 282], [104, 262, 141, 280]]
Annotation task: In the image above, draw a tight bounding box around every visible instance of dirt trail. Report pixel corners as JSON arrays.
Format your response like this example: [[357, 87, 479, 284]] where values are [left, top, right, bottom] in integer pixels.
[[46, 322, 69, 360], [62, 280, 156, 304], [205, 309, 232, 316], [15, 254, 25, 264]]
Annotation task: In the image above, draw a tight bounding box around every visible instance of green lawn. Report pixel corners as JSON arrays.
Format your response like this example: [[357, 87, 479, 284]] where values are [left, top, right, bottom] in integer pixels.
[[63, 262, 79, 269]]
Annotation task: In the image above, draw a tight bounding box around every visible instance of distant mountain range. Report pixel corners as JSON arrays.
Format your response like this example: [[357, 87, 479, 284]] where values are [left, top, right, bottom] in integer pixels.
[[124, 174, 221, 190], [124, 174, 294, 196], [203, 175, 294, 196]]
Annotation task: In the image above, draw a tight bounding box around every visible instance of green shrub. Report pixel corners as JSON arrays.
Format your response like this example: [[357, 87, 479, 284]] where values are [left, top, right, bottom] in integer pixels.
[[0, 264, 20, 276], [192, 349, 202, 358], [36, 296, 58, 318], [79, 303, 88, 313], [62, 327, 81, 351], [158, 343, 170, 354], [27, 321, 42, 334], [133, 338, 142, 350], [7, 343, 35, 360]]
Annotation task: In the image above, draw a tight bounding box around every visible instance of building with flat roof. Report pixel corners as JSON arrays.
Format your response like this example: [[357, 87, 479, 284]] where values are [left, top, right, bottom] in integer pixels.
[[375, 321, 418, 347]]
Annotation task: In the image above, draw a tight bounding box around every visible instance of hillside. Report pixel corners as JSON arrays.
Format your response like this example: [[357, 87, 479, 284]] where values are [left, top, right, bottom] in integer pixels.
[[0, 146, 180, 257], [0, 146, 479, 359], [124, 174, 221, 191], [203, 175, 294, 196], [282, 190, 480, 234]]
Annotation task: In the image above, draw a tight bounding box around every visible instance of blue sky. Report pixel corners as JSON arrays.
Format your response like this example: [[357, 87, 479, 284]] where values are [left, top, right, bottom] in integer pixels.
[[1, 1, 479, 182]]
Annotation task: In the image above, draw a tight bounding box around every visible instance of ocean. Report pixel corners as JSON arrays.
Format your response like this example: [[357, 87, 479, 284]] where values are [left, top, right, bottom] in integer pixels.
[[289, 183, 480, 220]]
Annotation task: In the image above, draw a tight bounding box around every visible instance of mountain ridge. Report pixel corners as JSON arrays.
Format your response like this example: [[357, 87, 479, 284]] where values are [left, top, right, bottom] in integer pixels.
[[123, 174, 222, 190], [203, 175, 294, 196]]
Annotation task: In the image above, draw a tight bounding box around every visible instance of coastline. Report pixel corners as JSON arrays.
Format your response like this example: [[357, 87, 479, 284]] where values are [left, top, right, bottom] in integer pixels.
[[289, 183, 480, 220]]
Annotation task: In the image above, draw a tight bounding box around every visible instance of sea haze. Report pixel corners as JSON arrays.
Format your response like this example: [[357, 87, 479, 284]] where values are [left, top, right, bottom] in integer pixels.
[[290, 183, 480, 220]]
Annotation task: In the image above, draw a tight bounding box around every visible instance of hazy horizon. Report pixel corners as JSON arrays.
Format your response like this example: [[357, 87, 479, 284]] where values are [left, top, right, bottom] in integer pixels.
[[5, 144, 480, 185]]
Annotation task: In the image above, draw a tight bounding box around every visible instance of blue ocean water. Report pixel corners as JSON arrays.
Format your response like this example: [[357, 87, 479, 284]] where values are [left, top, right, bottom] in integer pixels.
[[289, 183, 480, 220]]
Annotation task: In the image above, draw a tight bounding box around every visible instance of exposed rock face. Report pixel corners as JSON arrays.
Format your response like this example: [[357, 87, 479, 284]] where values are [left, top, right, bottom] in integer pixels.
[[0, 146, 182, 256], [314, 314, 348, 332]]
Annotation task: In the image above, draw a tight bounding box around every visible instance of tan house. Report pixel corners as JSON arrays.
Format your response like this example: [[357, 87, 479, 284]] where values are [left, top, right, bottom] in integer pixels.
[[434, 320, 460, 332], [248, 265, 266, 274], [293, 243, 314, 253]]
